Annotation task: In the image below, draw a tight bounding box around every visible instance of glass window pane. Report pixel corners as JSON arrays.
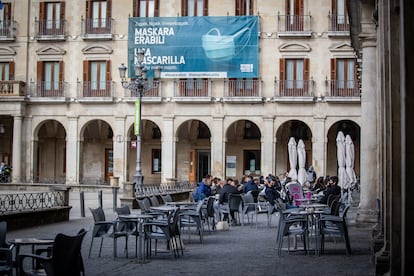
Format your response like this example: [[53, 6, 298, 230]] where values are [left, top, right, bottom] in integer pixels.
[[337, 60, 345, 88], [55, 3, 61, 29], [54, 62, 59, 89], [100, 2, 107, 27], [197, 0, 203, 16], [91, 62, 98, 89], [46, 4, 53, 29], [286, 60, 294, 88], [148, 0, 155, 17], [100, 62, 106, 89], [188, 0, 195, 16], [296, 60, 303, 88], [337, 0, 345, 23], [45, 63, 52, 89]]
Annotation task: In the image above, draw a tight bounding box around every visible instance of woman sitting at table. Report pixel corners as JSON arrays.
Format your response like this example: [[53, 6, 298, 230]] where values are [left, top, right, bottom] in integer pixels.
[[311, 176, 326, 193]]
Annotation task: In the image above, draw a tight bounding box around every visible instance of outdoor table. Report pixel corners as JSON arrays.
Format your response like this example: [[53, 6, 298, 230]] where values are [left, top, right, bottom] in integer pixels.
[[118, 214, 154, 262], [10, 238, 54, 273], [150, 205, 176, 215]]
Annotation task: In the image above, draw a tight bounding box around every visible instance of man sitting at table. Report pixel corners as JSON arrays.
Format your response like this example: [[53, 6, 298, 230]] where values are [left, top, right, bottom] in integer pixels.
[[193, 175, 212, 202], [318, 176, 341, 204]]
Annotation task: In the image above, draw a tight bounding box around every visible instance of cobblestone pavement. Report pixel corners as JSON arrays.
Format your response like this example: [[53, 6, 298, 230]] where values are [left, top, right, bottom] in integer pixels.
[[8, 190, 375, 276]]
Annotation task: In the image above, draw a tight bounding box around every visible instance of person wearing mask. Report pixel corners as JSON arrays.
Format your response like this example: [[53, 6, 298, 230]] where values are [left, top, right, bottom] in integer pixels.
[[318, 176, 341, 204]]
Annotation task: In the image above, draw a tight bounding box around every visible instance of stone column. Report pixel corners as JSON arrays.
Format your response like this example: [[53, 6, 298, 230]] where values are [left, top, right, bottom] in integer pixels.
[[161, 116, 175, 182], [313, 116, 326, 176], [11, 115, 22, 182], [66, 116, 79, 184], [211, 116, 224, 178], [113, 116, 126, 184], [261, 116, 275, 175], [357, 37, 378, 223]]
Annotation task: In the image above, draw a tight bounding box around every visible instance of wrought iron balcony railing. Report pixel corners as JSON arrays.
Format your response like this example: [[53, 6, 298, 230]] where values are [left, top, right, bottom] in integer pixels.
[[0, 20, 16, 41], [80, 81, 114, 98], [277, 14, 312, 36], [81, 17, 114, 40], [327, 79, 360, 97], [328, 13, 350, 32], [35, 18, 67, 40], [224, 79, 261, 97], [275, 80, 314, 97], [31, 81, 67, 98], [174, 79, 211, 97]]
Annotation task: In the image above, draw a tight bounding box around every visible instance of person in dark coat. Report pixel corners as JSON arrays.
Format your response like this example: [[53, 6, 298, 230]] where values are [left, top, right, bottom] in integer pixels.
[[219, 179, 241, 224], [318, 176, 341, 204]]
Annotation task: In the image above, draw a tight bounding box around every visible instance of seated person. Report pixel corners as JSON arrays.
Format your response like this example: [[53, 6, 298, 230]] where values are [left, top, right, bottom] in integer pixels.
[[265, 178, 296, 212], [218, 179, 241, 224], [193, 176, 212, 202], [311, 176, 326, 193], [318, 176, 341, 204]]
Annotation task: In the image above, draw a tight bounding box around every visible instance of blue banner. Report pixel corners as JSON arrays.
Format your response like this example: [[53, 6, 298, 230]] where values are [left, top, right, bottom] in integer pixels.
[[128, 16, 259, 78]]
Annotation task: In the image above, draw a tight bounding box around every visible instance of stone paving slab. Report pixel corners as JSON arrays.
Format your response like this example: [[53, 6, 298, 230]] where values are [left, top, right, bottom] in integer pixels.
[[8, 190, 375, 276]]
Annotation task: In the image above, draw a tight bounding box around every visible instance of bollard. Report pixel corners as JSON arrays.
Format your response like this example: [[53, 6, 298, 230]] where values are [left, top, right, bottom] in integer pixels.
[[80, 191, 85, 217], [112, 187, 118, 211], [98, 190, 103, 208]]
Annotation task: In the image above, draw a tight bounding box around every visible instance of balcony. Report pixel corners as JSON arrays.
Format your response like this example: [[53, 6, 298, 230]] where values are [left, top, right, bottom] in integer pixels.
[[0, 20, 16, 42], [173, 79, 212, 103], [123, 80, 162, 103], [35, 19, 67, 41], [273, 80, 314, 102], [223, 79, 263, 103], [325, 80, 360, 102], [28, 81, 67, 103], [327, 13, 350, 37], [277, 14, 312, 37], [0, 81, 26, 98], [81, 17, 114, 40], [78, 81, 114, 102]]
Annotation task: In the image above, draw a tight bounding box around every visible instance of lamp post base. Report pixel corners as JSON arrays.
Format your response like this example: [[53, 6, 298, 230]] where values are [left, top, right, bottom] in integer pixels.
[[135, 175, 144, 196]]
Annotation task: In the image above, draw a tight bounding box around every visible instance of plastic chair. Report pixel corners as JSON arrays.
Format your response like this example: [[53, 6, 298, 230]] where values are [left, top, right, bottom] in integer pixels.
[[17, 229, 87, 276], [150, 196, 160, 207], [204, 196, 216, 231], [241, 193, 270, 227], [88, 207, 129, 258], [161, 194, 173, 204], [319, 205, 352, 255], [286, 182, 305, 207], [179, 200, 204, 243], [115, 205, 140, 258], [0, 221, 13, 276], [277, 212, 308, 256], [228, 193, 243, 225]]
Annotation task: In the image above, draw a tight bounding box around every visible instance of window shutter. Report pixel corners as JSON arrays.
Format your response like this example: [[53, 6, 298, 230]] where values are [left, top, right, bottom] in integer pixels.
[[107, 0, 112, 19], [85, 0, 91, 18], [286, 0, 290, 14], [332, 0, 337, 14], [37, 61, 44, 82], [106, 60, 111, 81], [59, 61, 64, 82], [330, 58, 336, 81], [133, 0, 139, 17], [60, 2, 65, 20], [304, 58, 310, 80], [203, 0, 208, 16], [235, 0, 241, 15], [249, 0, 253, 15], [279, 58, 286, 80], [39, 2, 45, 21], [9, 61, 14, 80], [83, 60, 89, 81], [298, 0, 304, 15], [155, 0, 160, 16], [181, 0, 188, 16], [5, 3, 11, 19]]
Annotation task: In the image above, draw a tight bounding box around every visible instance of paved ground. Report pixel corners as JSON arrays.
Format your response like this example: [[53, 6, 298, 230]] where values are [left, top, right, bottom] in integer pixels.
[[8, 190, 375, 276]]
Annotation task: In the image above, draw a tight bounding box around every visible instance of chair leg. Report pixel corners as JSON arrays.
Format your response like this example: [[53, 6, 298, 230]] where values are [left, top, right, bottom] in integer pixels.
[[99, 237, 104, 257], [88, 238, 94, 258]]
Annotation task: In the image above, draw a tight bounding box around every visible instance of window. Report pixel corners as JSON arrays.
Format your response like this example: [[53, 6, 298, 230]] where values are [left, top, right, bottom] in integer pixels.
[[243, 150, 260, 175], [152, 149, 161, 173], [133, 0, 159, 17], [37, 61, 64, 97], [85, 0, 112, 34], [331, 58, 357, 96], [235, 0, 253, 16], [286, 0, 304, 31], [83, 60, 111, 97], [39, 2, 65, 35], [181, 0, 208, 16], [331, 0, 349, 31], [0, 62, 13, 81], [279, 58, 310, 96], [0, 2, 12, 37]]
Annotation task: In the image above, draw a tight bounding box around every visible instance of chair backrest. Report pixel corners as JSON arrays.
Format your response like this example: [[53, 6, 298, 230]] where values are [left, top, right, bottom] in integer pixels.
[[50, 229, 87, 276], [286, 182, 304, 206], [242, 193, 255, 212], [115, 205, 131, 216], [150, 196, 160, 207], [0, 221, 7, 247], [161, 194, 173, 204], [341, 205, 351, 223], [330, 199, 341, 216], [250, 190, 260, 203], [89, 207, 105, 222], [136, 198, 151, 213], [228, 194, 243, 212], [206, 196, 215, 217]]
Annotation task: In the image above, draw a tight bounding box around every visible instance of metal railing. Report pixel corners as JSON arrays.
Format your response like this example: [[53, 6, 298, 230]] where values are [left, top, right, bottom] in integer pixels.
[[277, 14, 312, 33], [275, 80, 314, 97], [32, 81, 67, 97], [137, 182, 195, 196], [0, 190, 68, 214], [80, 81, 114, 97], [328, 14, 350, 32], [0, 81, 26, 96], [174, 79, 210, 97], [327, 80, 359, 97], [225, 79, 261, 97], [35, 19, 66, 37], [0, 20, 16, 38], [82, 17, 113, 35]]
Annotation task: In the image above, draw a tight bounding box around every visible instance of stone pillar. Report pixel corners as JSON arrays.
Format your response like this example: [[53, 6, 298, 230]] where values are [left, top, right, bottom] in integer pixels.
[[113, 116, 126, 184], [161, 116, 175, 182], [261, 116, 275, 175], [357, 37, 378, 223], [211, 116, 224, 178], [313, 116, 326, 176], [66, 116, 79, 184], [11, 115, 22, 182]]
